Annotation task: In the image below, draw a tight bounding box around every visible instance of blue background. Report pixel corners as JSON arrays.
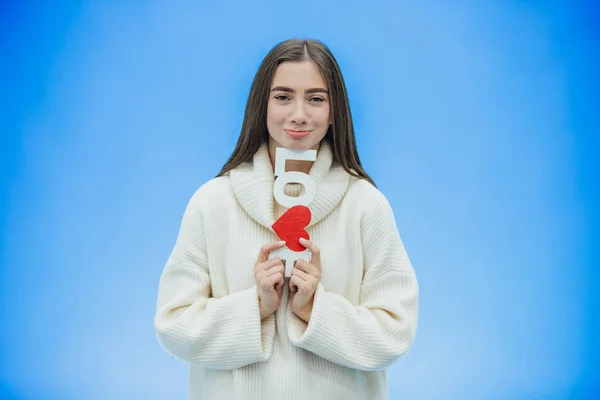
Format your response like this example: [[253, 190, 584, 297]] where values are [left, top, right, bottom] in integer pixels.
[[1, 1, 598, 399]]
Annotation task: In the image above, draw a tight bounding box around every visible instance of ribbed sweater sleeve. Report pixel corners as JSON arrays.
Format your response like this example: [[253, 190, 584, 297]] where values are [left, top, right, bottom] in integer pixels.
[[154, 185, 276, 370], [287, 185, 419, 371]]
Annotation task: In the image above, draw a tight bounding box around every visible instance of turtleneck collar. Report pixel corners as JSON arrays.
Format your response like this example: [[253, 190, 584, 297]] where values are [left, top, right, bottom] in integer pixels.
[[229, 141, 350, 232]]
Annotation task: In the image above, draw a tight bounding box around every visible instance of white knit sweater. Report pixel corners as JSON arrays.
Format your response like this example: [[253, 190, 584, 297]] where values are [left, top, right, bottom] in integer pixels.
[[154, 141, 419, 400]]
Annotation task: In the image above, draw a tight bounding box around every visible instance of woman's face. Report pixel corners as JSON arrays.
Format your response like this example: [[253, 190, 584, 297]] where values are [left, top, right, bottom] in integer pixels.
[[266, 60, 331, 153]]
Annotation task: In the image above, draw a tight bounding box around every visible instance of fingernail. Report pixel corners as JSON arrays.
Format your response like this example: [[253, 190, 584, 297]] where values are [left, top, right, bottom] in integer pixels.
[[299, 238, 307, 243], [279, 241, 286, 245]]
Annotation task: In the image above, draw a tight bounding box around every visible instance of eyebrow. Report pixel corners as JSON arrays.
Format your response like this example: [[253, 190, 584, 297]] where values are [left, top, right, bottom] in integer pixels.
[[270, 86, 329, 94]]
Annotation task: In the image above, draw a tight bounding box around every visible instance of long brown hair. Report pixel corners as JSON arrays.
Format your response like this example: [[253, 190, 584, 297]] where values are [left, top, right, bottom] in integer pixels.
[[216, 38, 375, 187]]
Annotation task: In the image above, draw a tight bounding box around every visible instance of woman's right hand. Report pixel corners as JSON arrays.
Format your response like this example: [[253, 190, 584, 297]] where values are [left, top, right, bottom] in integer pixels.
[[255, 241, 287, 320]]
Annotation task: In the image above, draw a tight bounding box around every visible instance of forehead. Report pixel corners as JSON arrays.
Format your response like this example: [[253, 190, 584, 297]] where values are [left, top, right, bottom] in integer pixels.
[[271, 61, 327, 89]]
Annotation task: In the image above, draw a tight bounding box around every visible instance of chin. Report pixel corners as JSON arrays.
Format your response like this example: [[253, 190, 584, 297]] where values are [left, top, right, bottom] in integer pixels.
[[270, 133, 323, 151], [289, 136, 324, 150], [285, 140, 312, 150]]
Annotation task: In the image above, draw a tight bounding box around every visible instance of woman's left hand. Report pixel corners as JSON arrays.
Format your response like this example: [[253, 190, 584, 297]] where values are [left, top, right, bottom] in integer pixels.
[[289, 238, 322, 322]]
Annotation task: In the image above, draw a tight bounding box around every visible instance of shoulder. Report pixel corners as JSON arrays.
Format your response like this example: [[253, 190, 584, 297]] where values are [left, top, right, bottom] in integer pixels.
[[185, 176, 232, 213], [345, 179, 405, 257], [346, 177, 394, 217]]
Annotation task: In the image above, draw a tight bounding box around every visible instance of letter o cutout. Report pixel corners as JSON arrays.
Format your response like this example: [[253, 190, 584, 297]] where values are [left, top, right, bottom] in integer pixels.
[[273, 172, 316, 208]]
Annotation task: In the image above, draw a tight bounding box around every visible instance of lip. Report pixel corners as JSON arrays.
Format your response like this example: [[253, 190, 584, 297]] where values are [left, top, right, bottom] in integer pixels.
[[285, 129, 311, 138]]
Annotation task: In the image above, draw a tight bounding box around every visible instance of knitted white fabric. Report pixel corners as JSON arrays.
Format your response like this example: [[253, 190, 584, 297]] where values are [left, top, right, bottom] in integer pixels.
[[154, 141, 419, 400]]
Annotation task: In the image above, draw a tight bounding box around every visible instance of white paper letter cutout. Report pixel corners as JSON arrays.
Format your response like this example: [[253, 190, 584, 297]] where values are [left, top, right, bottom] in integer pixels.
[[268, 147, 317, 277]]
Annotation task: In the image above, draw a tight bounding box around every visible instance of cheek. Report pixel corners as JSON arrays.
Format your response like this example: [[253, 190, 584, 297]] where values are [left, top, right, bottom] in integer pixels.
[[315, 107, 331, 126], [267, 104, 288, 127]]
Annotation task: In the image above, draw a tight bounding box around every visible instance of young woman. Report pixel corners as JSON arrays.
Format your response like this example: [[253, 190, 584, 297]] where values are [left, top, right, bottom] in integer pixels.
[[154, 38, 419, 400]]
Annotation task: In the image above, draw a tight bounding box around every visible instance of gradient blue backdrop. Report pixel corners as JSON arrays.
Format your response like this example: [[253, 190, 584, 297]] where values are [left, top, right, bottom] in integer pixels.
[[1, 1, 598, 399]]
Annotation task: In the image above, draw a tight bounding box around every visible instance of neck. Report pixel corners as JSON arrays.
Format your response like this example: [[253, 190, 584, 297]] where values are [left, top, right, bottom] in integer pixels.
[[268, 139, 321, 174]]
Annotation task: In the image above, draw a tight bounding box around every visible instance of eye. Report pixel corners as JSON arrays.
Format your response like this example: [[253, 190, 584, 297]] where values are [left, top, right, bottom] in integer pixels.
[[274, 94, 290, 101], [309, 97, 326, 103]]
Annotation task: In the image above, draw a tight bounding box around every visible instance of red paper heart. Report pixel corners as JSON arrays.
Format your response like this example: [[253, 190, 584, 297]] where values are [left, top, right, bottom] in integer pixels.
[[272, 205, 311, 251]]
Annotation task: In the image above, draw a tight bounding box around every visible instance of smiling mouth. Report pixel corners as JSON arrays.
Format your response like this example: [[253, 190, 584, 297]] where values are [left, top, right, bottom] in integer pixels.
[[285, 129, 311, 138]]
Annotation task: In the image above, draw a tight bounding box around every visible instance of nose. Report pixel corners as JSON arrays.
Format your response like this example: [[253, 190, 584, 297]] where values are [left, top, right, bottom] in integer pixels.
[[290, 100, 308, 126]]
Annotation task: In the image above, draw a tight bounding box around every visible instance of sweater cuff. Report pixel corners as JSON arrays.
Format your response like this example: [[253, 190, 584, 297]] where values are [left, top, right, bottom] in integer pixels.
[[206, 284, 276, 362], [286, 283, 326, 346]]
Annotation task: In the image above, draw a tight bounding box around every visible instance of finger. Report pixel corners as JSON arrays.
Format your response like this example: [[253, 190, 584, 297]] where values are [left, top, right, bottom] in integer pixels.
[[257, 241, 287, 263], [264, 272, 283, 290], [261, 263, 284, 278], [272, 272, 284, 290], [291, 267, 312, 282], [294, 259, 320, 277], [289, 275, 303, 293], [296, 260, 322, 281], [257, 257, 283, 272], [299, 238, 321, 267], [289, 274, 299, 293]]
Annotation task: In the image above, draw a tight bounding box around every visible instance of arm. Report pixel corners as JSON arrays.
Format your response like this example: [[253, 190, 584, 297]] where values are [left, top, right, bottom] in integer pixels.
[[286, 187, 419, 371], [154, 186, 276, 370]]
